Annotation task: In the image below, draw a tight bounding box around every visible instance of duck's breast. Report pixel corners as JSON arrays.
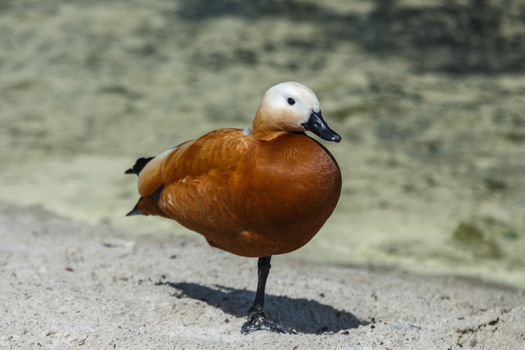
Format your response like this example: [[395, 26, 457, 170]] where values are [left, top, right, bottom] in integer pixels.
[[242, 134, 341, 253]]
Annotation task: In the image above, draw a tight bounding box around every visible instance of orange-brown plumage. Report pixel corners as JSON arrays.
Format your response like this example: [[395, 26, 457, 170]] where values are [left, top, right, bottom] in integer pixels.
[[133, 128, 340, 257]]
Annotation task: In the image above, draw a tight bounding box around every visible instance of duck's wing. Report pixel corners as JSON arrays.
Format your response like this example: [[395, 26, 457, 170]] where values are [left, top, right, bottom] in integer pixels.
[[161, 129, 249, 184], [127, 129, 249, 217]]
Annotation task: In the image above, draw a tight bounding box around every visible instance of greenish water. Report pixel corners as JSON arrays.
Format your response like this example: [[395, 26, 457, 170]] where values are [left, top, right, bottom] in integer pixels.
[[1, 0, 524, 288]]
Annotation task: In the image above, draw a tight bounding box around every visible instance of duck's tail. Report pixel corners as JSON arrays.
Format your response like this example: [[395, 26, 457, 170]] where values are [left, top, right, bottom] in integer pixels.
[[126, 185, 165, 217], [125, 157, 154, 175]]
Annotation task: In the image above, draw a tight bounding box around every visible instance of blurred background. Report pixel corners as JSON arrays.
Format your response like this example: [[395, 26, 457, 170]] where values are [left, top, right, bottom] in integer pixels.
[[1, 0, 524, 288]]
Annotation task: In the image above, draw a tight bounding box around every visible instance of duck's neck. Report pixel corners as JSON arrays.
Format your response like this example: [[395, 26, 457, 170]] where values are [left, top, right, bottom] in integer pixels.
[[251, 111, 288, 141]]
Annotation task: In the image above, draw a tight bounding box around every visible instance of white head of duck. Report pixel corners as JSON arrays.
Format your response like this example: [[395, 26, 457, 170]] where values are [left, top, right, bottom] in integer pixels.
[[251, 82, 342, 143]]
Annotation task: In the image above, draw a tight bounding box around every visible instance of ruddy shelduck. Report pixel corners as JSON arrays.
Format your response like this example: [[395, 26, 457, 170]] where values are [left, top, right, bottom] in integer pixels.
[[126, 82, 341, 333]]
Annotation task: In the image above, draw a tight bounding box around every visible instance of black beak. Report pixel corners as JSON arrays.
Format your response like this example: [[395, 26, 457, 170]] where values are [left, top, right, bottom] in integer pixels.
[[301, 111, 342, 143]]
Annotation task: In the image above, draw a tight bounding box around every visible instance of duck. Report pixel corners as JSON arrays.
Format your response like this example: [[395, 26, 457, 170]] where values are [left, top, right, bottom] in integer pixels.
[[126, 81, 342, 333]]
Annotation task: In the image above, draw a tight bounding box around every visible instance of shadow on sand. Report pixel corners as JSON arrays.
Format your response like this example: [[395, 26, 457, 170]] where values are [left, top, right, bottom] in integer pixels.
[[156, 281, 368, 334]]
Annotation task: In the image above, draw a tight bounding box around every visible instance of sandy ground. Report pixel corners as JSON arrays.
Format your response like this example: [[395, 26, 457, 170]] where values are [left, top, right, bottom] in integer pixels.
[[1, 202, 524, 350]]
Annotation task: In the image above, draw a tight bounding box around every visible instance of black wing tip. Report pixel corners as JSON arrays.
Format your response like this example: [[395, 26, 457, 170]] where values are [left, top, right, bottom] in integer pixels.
[[125, 156, 154, 176]]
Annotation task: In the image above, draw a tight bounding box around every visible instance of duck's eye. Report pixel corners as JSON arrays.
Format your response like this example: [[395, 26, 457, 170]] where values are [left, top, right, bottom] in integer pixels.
[[287, 97, 295, 106]]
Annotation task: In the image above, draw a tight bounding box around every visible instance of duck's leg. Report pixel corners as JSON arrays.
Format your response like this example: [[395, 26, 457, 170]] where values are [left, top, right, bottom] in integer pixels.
[[241, 256, 295, 334]]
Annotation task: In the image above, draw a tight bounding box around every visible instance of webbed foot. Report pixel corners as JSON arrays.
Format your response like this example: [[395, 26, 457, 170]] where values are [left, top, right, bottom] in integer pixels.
[[241, 311, 296, 334]]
